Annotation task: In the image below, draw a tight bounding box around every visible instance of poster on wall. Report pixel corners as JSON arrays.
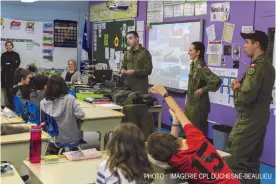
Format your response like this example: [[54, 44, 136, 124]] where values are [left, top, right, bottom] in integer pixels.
[[209, 67, 238, 107], [42, 22, 54, 62], [210, 2, 230, 22], [54, 20, 77, 48], [147, 0, 164, 23], [1, 18, 43, 68]]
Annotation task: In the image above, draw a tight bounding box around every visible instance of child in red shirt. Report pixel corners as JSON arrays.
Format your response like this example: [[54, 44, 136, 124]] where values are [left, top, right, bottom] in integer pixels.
[[147, 84, 240, 184]]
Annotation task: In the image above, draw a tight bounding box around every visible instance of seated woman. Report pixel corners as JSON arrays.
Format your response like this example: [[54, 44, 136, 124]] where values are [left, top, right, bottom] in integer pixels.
[[65, 59, 81, 84]]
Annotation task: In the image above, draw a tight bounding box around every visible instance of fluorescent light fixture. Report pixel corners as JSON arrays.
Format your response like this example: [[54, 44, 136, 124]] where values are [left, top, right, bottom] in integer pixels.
[[21, 0, 38, 3]]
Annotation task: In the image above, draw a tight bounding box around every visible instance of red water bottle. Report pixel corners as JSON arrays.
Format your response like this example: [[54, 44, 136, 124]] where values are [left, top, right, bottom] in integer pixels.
[[29, 124, 42, 163]]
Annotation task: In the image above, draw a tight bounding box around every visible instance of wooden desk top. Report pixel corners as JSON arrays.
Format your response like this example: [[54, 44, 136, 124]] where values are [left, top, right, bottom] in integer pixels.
[[82, 106, 124, 120], [1, 165, 24, 184], [23, 156, 107, 184], [1, 116, 25, 124], [0, 131, 50, 145]]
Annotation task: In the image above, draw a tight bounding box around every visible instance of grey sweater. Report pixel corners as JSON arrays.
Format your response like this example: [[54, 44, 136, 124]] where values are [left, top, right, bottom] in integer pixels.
[[40, 94, 85, 143]]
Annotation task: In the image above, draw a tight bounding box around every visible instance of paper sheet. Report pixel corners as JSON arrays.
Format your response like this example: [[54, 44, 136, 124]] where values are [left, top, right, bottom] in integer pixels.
[[147, 11, 163, 23], [241, 26, 253, 33], [101, 22, 106, 30], [184, 3, 194, 16], [110, 48, 115, 60], [164, 5, 174, 18], [154, 1, 163, 10], [195, 2, 207, 16], [173, 4, 184, 17], [104, 34, 108, 46], [115, 51, 121, 64], [105, 47, 109, 59], [222, 23, 235, 43], [223, 77, 229, 85], [223, 87, 229, 95], [138, 31, 144, 46], [136, 21, 144, 32], [207, 41, 222, 55], [147, 1, 155, 11], [128, 26, 135, 32], [208, 54, 221, 66], [206, 24, 216, 41]]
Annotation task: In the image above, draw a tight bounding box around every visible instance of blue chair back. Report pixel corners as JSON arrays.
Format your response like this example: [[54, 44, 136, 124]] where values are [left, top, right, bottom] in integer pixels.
[[44, 113, 59, 137], [26, 102, 40, 124], [68, 89, 76, 98], [13, 96, 24, 117], [44, 112, 87, 149]]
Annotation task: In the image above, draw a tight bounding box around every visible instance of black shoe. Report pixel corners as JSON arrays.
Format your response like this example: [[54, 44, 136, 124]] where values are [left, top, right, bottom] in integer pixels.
[[21, 175, 29, 182]]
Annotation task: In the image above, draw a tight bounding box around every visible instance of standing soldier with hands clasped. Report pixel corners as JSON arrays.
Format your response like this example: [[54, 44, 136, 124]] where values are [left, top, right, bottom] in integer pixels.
[[227, 30, 275, 184]]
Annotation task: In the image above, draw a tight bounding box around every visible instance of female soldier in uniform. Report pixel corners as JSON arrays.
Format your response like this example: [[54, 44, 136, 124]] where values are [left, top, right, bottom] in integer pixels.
[[184, 42, 221, 135]]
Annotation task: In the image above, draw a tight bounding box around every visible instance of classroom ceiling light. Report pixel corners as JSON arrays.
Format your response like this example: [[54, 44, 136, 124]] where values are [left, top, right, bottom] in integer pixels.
[[21, 0, 38, 3]]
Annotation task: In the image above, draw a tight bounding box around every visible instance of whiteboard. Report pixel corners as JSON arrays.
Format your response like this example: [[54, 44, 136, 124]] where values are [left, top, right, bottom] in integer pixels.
[[1, 18, 77, 71], [1, 18, 43, 68], [148, 20, 204, 90]]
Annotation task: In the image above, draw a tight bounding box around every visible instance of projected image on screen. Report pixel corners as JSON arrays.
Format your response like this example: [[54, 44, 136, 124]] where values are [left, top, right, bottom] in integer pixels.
[[148, 20, 203, 90]]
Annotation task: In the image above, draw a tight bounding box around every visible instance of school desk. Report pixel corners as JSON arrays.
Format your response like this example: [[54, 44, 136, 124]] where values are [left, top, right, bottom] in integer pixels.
[[78, 100, 163, 131], [1, 164, 25, 184], [81, 107, 124, 150], [23, 156, 107, 184], [1, 132, 50, 171], [1, 115, 25, 124]]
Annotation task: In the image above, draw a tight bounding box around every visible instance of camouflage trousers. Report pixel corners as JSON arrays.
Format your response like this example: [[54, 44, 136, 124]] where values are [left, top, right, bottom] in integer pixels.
[[225, 112, 269, 184]]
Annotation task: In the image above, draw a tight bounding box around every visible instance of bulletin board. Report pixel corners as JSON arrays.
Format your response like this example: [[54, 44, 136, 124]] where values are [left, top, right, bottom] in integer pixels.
[[92, 19, 135, 66], [0, 18, 77, 74]]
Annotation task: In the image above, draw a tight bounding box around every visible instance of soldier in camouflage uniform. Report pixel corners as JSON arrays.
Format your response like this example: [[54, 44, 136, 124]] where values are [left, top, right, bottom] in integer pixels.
[[184, 42, 221, 135], [120, 31, 152, 94], [226, 31, 275, 184]]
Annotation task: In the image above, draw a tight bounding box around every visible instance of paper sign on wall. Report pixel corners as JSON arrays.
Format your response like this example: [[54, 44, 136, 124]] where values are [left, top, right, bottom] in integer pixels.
[[241, 26, 253, 33], [222, 23, 235, 43], [207, 41, 222, 55], [136, 21, 144, 32], [206, 24, 216, 41], [184, 3, 195, 16], [210, 2, 230, 22], [208, 54, 221, 66], [105, 47, 109, 59]]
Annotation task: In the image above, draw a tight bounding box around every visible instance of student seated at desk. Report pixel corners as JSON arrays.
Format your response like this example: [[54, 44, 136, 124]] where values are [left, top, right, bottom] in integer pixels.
[[12, 68, 31, 120], [30, 74, 48, 120], [147, 84, 240, 184], [97, 123, 154, 184], [40, 75, 85, 155]]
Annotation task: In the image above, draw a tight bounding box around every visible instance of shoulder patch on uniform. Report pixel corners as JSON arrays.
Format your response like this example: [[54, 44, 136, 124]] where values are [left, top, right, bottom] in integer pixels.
[[247, 67, 256, 75]]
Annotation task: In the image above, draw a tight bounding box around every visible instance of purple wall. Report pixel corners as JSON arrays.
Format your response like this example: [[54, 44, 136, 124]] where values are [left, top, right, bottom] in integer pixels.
[[89, 1, 275, 166]]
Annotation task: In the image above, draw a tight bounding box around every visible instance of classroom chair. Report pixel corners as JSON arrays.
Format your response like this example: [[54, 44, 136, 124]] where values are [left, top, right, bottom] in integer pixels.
[[68, 89, 76, 98], [44, 113, 87, 155], [26, 102, 40, 124], [13, 96, 24, 118]]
